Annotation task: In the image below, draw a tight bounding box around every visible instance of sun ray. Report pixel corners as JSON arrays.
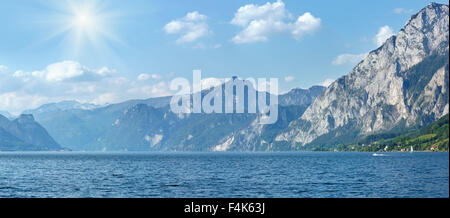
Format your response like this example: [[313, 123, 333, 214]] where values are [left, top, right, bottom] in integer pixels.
[[33, 0, 123, 59]]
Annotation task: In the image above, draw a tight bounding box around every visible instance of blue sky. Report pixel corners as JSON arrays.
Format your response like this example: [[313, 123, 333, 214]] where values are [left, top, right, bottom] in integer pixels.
[[0, 0, 447, 113]]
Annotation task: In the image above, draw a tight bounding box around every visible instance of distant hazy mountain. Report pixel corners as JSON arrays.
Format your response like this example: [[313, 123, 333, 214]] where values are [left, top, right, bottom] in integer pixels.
[[91, 79, 315, 151], [25, 77, 324, 151], [276, 3, 449, 147], [23, 100, 100, 116], [0, 111, 14, 120], [24, 97, 172, 151], [97, 79, 324, 151], [0, 114, 62, 151]]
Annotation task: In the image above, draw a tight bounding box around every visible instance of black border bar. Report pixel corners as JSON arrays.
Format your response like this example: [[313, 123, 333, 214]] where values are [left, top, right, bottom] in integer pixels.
[[1, 198, 448, 217]]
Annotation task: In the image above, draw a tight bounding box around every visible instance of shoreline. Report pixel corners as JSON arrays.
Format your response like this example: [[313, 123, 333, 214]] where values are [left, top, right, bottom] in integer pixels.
[[0, 150, 448, 153]]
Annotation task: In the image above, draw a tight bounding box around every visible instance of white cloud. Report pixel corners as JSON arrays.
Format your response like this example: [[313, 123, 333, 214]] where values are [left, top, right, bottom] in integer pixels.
[[333, 26, 394, 67], [374, 25, 394, 47], [13, 61, 114, 82], [0, 92, 51, 113], [184, 11, 207, 21], [284, 76, 295, 82], [137, 73, 162, 81], [139, 81, 171, 96], [231, 1, 321, 44], [318, 78, 334, 87], [164, 11, 210, 44], [291, 12, 322, 39], [393, 8, 413, 14], [0, 65, 7, 73], [332, 53, 368, 66], [96, 66, 116, 76], [67, 84, 96, 94], [231, 1, 289, 27]]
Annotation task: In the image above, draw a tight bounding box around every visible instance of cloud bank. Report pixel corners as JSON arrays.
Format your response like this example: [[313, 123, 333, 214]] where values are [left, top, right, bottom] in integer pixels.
[[0, 61, 172, 114]]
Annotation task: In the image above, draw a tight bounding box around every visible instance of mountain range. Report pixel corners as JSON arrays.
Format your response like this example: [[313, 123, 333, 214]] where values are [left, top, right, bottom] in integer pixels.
[[0, 3, 448, 152], [12, 82, 324, 151]]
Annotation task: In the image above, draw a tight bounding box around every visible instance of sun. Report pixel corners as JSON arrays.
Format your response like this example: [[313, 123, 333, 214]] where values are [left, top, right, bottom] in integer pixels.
[[40, 0, 122, 58], [72, 6, 98, 34], [75, 13, 91, 28]]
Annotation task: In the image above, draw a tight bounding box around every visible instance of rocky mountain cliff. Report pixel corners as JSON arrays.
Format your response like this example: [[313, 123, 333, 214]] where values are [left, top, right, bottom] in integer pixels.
[[0, 114, 62, 151], [279, 86, 326, 106], [95, 104, 179, 151], [276, 3, 449, 147], [211, 104, 308, 151]]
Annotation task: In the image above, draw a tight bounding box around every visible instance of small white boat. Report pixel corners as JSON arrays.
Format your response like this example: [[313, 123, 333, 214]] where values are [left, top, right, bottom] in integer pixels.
[[410, 146, 414, 153], [372, 153, 385, 157]]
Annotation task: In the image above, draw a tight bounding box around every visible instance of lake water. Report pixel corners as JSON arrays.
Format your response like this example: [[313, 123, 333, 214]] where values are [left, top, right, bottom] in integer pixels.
[[0, 152, 448, 198]]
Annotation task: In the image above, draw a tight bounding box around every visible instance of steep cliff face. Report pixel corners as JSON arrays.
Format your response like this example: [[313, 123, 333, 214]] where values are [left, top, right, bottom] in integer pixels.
[[95, 104, 179, 151], [279, 86, 326, 106], [0, 114, 61, 151], [7, 114, 62, 150], [212, 105, 307, 151], [212, 86, 325, 151], [276, 3, 449, 146], [207, 85, 324, 151]]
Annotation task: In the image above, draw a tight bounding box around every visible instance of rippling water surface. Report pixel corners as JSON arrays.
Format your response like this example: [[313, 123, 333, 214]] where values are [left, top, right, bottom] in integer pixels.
[[0, 152, 448, 198]]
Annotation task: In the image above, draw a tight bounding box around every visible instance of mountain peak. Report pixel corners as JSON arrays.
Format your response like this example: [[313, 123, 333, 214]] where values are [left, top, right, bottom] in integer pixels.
[[428, 2, 446, 8], [0, 113, 62, 151], [406, 2, 448, 29]]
